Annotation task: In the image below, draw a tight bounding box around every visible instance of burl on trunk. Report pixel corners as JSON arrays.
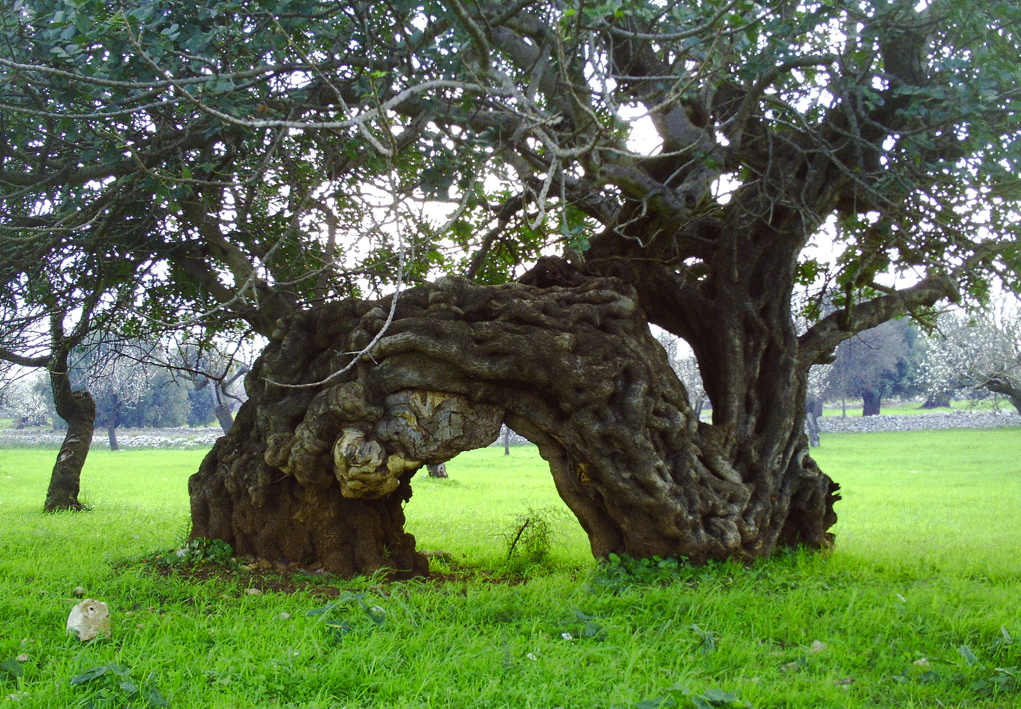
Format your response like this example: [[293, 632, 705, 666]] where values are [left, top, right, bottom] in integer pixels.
[[189, 274, 837, 578]]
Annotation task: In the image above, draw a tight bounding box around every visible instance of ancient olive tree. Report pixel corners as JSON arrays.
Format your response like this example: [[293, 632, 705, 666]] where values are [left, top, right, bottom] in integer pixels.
[[2, 0, 1019, 573]]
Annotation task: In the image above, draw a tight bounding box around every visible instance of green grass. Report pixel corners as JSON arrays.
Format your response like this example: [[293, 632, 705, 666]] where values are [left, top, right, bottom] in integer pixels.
[[815, 428, 1021, 577], [1, 429, 1019, 708]]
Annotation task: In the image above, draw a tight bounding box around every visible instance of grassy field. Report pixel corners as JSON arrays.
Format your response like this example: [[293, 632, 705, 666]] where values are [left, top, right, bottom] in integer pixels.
[[0, 427, 1019, 708]]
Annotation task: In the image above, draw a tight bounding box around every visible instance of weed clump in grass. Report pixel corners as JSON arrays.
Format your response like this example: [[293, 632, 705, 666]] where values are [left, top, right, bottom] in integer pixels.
[[501, 506, 566, 572], [69, 662, 168, 708], [590, 552, 695, 591], [139, 537, 238, 572]]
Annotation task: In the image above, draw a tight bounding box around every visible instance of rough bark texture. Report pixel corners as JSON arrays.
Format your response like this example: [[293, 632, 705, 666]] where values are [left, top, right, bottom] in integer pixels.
[[44, 366, 96, 512], [190, 274, 839, 577]]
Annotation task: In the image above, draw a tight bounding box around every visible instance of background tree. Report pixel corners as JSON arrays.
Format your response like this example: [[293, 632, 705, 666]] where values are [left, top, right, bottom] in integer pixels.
[[656, 331, 708, 419], [0, 304, 107, 510], [0, 373, 52, 428], [804, 363, 831, 446], [921, 306, 1021, 414], [173, 341, 252, 434], [2, 0, 1019, 573], [826, 319, 913, 415], [68, 338, 155, 450]]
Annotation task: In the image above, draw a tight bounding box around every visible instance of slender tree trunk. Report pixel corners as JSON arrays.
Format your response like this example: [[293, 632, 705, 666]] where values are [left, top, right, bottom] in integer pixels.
[[44, 358, 96, 512], [503, 426, 510, 455], [862, 390, 881, 416], [805, 398, 822, 447], [107, 396, 120, 451], [692, 395, 705, 421], [189, 276, 839, 577]]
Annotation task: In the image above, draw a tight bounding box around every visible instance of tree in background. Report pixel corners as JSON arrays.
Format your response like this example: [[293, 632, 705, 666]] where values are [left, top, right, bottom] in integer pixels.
[[0, 374, 52, 428], [187, 387, 217, 428], [826, 319, 915, 416], [656, 332, 708, 419], [67, 338, 154, 449], [2, 1, 1019, 574], [804, 363, 832, 446], [921, 308, 1021, 414], [174, 341, 251, 434]]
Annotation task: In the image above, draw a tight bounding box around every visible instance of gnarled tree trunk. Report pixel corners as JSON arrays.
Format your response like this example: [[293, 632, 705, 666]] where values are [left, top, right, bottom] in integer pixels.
[[189, 274, 839, 578]]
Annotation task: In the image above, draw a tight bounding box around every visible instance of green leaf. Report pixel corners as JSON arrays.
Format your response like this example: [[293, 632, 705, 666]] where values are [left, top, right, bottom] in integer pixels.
[[635, 698, 675, 709], [70, 665, 110, 685], [142, 677, 170, 708], [700, 688, 743, 705], [0, 657, 24, 680], [958, 645, 978, 666], [307, 603, 335, 616]]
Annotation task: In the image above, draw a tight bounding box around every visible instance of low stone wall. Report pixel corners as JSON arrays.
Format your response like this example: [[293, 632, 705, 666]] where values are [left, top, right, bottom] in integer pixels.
[[817, 410, 1019, 434], [0, 426, 223, 450], [3, 412, 1017, 450]]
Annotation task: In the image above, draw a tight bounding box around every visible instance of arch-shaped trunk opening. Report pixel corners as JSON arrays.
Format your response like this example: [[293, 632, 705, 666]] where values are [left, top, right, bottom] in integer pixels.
[[188, 275, 838, 579]]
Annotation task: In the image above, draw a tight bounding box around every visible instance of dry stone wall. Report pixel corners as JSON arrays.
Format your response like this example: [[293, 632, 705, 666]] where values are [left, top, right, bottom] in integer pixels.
[[0, 427, 222, 449], [816, 410, 1019, 434], [2, 412, 1017, 450]]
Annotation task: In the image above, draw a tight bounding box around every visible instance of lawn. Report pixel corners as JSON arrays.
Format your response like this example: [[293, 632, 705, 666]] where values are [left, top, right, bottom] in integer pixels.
[[0, 427, 1018, 708]]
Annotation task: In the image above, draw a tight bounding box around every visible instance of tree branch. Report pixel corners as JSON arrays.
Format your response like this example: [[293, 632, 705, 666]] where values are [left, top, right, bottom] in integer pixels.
[[799, 273, 959, 366]]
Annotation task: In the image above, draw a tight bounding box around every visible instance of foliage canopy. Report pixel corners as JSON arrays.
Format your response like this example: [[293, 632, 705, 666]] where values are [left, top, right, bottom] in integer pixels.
[[1, 0, 1018, 362]]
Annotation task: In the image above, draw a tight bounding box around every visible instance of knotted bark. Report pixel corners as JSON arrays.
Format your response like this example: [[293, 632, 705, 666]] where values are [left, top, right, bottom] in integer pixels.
[[189, 274, 838, 577]]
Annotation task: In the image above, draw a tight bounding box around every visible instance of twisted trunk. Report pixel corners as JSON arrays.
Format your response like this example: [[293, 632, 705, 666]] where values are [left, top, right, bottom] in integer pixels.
[[984, 376, 1021, 415], [189, 274, 839, 577], [44, 356, 96, 512]]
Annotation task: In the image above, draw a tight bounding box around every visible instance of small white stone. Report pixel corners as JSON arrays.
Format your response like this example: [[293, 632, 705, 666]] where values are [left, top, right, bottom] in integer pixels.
[[66, 599, 111, 642], [245, 588, 263, 596]]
